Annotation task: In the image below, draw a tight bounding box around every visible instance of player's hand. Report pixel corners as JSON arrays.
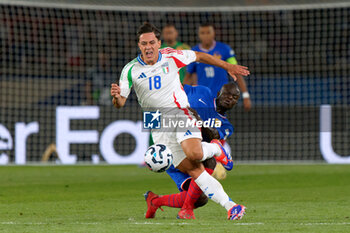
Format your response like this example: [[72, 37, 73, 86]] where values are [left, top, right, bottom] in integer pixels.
[[110, 83, 121, 99], [243, 98, 252, 112], [227, 64, 250, 81]]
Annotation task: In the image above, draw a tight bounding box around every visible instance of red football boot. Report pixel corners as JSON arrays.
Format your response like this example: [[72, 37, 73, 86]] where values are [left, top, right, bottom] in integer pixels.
[[177, 208, 196, 219], [144, 191, 163, 218]]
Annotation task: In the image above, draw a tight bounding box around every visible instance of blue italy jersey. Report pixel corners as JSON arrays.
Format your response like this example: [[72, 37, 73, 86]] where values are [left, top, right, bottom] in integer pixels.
[[166, 85, 234, 191], [187, 41, 236, 97]]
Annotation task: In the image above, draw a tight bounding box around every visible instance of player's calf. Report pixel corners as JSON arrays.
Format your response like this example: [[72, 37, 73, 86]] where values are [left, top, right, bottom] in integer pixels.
[[194, 193, 208, 208]]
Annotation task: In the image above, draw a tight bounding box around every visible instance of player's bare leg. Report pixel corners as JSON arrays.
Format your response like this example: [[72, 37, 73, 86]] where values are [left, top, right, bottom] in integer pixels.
[[180, 138, 205, 162]]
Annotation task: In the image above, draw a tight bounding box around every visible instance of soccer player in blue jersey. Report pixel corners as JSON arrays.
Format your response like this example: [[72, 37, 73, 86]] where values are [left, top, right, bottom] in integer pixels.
[[145, 82, 241, 219], [184, 23, 251, 112]]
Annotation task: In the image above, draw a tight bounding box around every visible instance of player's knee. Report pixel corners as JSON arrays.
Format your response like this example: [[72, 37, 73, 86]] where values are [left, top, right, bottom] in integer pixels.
[[187, 149, 203, 161], [177, 157, 204, 180], [181, 138, 203, 161], [185, 164, 204, 180], [194, 194, 208, 209]]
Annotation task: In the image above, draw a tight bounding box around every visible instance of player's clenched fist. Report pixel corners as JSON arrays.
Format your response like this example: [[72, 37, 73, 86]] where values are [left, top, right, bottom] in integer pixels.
[[110, 83, 121, 98]]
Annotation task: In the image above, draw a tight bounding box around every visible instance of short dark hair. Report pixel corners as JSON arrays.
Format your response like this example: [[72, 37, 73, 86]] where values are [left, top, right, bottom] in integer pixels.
[[199, 22, 215, 29], [137, 22, 161, 41], [220, 82, 240, 96]]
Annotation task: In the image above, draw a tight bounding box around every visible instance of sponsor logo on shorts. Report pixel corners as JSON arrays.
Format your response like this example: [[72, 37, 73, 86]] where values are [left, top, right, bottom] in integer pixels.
[[184, 130, 192, 137]]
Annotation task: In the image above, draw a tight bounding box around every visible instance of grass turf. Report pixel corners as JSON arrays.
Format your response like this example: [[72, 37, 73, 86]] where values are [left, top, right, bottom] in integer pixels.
[[0, 164, 349, 233]]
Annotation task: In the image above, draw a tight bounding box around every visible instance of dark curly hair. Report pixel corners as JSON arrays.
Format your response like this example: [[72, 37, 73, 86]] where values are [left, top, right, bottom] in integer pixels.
[[137, 22, 161, 42]]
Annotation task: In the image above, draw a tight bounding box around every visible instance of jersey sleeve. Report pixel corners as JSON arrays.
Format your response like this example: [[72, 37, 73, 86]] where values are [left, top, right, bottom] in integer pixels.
[[162, 48, 197, 70], [180, 50, 197, 66], [223, 44, 237, 64], [217, 122, 234, 140], [186, 61, 196, 74], [226, 56, 238, 65], [119, 62, 134, 98]]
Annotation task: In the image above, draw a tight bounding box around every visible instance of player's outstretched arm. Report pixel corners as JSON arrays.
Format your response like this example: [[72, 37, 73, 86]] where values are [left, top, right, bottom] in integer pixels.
[[111, 83, 127, 109], [194, 51, 250, 81]]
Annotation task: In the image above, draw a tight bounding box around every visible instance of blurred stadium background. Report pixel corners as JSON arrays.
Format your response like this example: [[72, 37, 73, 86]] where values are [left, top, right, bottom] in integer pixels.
[[0, 0, 349, 165]]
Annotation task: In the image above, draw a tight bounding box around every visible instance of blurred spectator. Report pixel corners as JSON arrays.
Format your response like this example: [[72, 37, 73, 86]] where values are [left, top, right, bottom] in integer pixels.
[[161, 24, 191, 83], [85, 52, 115, 105]]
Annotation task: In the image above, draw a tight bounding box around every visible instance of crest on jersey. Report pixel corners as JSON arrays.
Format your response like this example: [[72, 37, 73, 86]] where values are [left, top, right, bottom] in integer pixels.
[[162, 62, 169, 74], [215, 118, 222, 126]]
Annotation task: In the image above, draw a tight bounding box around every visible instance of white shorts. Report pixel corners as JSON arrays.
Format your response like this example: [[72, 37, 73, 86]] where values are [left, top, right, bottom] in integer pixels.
[[151, 108, 202, 167]]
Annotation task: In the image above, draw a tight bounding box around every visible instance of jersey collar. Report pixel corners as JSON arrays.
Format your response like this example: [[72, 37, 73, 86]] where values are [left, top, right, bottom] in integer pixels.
[[199, 40, 216, 53], [137, 51, 162, 66], [213, 98, 227, 119]]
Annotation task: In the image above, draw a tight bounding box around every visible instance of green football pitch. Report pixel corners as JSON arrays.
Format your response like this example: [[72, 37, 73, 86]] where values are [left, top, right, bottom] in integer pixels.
[[0, 164, 349, 233]]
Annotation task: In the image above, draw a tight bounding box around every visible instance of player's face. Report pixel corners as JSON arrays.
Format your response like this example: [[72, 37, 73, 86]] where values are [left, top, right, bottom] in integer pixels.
[[162, 26, 178, 45], [138, 32, 161, 65], [217, 86, 240, 109], [198, 26, 215, 47]]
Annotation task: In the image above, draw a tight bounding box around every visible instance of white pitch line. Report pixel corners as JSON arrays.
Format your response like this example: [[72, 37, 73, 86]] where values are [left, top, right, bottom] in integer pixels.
[[0, 222, 47, 225], [0, 222, 101, 225], [128, 222, 264, 226], [1, 222, 349, 226], [132, 222, 191, 225], [300, 222, 350, 226], [0, 221, 264, 226], [235, 223, 264, 225]]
